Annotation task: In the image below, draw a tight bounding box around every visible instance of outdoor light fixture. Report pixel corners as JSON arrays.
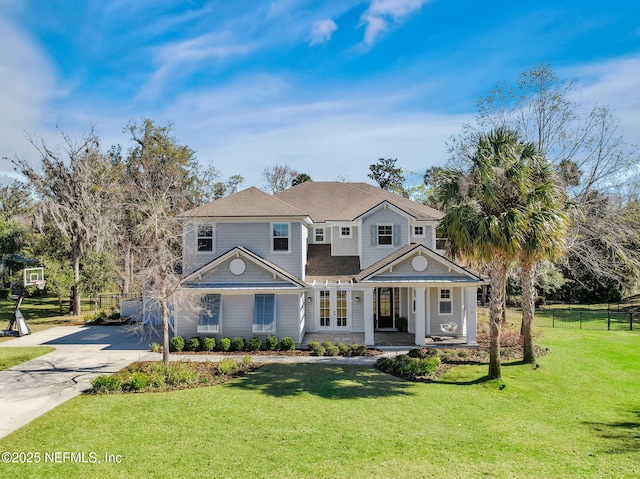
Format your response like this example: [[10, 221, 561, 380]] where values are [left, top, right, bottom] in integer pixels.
[[307, 296, 312, 303], [355, 296, 360, 303]]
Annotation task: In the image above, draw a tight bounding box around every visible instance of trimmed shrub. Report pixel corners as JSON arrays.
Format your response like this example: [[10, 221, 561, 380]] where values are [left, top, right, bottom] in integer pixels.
[[336, 342, 351, 356], [265, 335, 278, 351], [322, 340, 334, 349], [231, 337, 245, 352], [247, 336, 263, 351], [217, 358, 239, 375], [326, 345, 340, 356], [308, 340, 321, 351], [149, 342, 162, 353], [188, 336, 201, 352], [202, 337, 216, 352], [376, 354, 441, 380], [349, 343, 368, 356], [125, 371, 151, 391], [218, 337, 231, 352], [312, 345, 326, 356], [90, 375, 121, 394], [169, 336, 185, 352], [279, 337, 296, 351], [408, 348, 426, 359]]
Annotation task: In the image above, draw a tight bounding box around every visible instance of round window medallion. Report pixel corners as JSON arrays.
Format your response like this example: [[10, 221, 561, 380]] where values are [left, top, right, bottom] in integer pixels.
[[229, 258, 246, 275], [411, 255, 428, 272]]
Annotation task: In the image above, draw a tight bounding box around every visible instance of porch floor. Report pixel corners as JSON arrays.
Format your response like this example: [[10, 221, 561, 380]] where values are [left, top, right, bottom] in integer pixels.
[[301, 332, 470, 348]]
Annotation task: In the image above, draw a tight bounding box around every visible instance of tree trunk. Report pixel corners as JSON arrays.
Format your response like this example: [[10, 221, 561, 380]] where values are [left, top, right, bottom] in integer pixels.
[[161, 298, 170, 365], [122, 243, 131, 295], [488, 255, 505, 379], [520, 258, 537, 364], [72, 236, 82, 316], [501, 263, 507, 326]]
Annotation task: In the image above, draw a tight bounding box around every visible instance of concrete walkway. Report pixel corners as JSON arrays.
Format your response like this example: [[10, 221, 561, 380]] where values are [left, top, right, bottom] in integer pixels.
[[0, 326, 412, 440]]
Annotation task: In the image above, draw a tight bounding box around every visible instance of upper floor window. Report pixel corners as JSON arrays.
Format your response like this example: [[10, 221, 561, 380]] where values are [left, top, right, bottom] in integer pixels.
[[197, 224, 214, 252], [413, 226, 425, 237], [378, 225, 393, 245], [315, 227, 324, 243], [272, 223, 290, 252], [340, 226, 352, 238], [439, 289, 452, 315]]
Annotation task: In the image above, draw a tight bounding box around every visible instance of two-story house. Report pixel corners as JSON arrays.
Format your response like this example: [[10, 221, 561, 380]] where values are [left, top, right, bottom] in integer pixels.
[[173, 181, 482, 347]]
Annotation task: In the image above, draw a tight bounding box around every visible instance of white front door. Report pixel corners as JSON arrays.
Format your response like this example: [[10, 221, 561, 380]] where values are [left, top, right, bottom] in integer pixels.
[[318, 290, 349, 331]]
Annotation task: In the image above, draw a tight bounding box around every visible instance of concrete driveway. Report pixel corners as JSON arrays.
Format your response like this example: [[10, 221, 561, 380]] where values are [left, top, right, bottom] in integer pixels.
[[0, 325, 158, 440]]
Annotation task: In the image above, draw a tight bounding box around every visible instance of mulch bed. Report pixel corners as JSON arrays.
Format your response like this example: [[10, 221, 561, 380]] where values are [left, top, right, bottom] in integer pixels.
[[173, 349, 383, 357]]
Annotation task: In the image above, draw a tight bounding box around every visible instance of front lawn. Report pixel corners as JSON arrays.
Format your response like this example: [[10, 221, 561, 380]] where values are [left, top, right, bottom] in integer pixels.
[[0, 329, 638, 478], [0, 346, 55, 370]]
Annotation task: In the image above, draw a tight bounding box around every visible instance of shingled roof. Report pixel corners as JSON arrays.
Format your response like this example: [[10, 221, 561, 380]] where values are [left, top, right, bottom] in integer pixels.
[[180, 187, 308, 218]]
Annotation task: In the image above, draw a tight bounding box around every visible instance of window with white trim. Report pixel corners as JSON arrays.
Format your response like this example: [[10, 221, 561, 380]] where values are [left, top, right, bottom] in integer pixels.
[[272, 223, 290, 252], [253, 294, 276, 333], [439, 289, 452, 315], [340, 226, 352, 238], [413, 226, 425, 237], [198, 294, 221, 333], [315, 227, 324, 243], [197, 224, 214, 252], [378, 225, 393, 245]]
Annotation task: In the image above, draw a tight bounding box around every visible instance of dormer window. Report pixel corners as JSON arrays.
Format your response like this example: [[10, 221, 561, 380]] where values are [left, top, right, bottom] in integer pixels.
[[272, 223, 290, 252], [197, 225, 214, 252]]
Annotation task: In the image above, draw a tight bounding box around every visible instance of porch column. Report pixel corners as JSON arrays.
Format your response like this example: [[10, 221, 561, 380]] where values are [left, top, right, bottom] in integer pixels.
[[414, 287, 426, 346], [465, 286, 477, 345], [364, 288, 374, 346]]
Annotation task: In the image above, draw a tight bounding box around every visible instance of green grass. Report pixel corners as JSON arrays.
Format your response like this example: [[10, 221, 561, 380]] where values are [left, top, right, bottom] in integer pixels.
[[0, 346, 55, 370], [0, 328, 638, 478]]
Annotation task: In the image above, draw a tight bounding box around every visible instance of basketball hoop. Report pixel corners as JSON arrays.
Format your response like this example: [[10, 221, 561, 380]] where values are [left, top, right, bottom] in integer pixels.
[[33, 280, 46, 291]]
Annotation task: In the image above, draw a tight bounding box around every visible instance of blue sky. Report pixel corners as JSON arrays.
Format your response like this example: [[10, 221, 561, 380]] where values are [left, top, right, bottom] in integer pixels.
[[1, 0, 639, 189]]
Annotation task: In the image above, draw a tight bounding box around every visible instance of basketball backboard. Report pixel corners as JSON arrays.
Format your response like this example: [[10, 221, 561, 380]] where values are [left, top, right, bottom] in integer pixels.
[[23, 267, 44, 286]]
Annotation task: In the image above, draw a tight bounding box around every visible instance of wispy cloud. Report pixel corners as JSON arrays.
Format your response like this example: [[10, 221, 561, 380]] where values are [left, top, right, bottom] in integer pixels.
[[309, 19, 338, 46], [360, 0, 429, 46]]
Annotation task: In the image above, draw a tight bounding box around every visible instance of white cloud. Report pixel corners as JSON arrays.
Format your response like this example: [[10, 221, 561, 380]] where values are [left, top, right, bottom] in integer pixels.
[[309, 19, 338, 46], [360, 0, 428, 46]]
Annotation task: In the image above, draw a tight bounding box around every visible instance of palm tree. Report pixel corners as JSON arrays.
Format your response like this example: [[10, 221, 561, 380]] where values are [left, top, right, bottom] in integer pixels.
[[519, 158, 569, 363], [437, 128, 537, 379]]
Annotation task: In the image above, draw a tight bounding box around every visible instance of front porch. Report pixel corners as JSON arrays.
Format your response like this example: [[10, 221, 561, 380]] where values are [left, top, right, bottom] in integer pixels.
[[301, 332, 470, 349]]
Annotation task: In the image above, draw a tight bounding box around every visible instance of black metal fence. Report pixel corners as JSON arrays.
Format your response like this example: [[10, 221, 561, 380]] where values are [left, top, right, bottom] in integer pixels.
[[96, 292, 142, 311], [482, 307, 640, 331]]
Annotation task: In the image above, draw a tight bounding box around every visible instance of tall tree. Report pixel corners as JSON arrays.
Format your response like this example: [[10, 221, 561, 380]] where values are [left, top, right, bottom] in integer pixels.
[[438, 128, 540, 379], [292, 173, 312, 186], [14, 127, 117, 315], [0, 180, 33, 222], [262, 164, 297, 193], [368, 158, 406, 195], [123, 119, 198, 364]]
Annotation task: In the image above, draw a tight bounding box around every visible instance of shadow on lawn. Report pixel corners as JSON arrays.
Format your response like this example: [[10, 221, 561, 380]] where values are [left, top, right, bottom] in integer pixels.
[[228, 363, 414, 399], [582, 408, 640, 454]]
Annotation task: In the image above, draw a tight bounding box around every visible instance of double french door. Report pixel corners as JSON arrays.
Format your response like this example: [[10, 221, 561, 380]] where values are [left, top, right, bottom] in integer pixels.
[[318, 290, 348, 331]]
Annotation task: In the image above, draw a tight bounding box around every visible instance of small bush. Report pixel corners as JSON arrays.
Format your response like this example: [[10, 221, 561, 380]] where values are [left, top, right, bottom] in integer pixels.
[[202, 337, 216, 352], [336, 342, 351, 356], [218, 337, 231, 352], [188, 336, 201, 352], [408, 348, 427, 359], [0, 289, 11, 301], [279, 337, 296, 351], [265, 335, 278, 351], [90, 375, 121, 394], [349, 343, 368, 356], [241, 354, 251, 368], [217, 358, 239, 375], [149, 342, 162, 353], [326, 345, 340, 356], [376, 354, 441, 380], [312, 345, 326, 356], [169, 336, 185, 352], [247, 336, 263, 351], [322, 340, 334, 349], [166, 362, 198, 385], [125, 371, 151, 391], [457, 349, 469, 358], [231, 337, 245, 352]]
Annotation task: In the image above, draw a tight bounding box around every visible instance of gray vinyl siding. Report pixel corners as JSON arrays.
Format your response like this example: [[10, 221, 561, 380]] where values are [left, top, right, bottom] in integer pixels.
[[351, 289, 364, 332], [331, 226, 359, 256], [361, 209, 410, 269], [305, 292, 316, 333], [174, 292, 305, 345], [429, 287, 462, 336], [182, 222, 217, 274], [411, 225, 435, 249], [374, 254, 469, 279], [194, 255, 291, 284], [216, 222, 304, 279]]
